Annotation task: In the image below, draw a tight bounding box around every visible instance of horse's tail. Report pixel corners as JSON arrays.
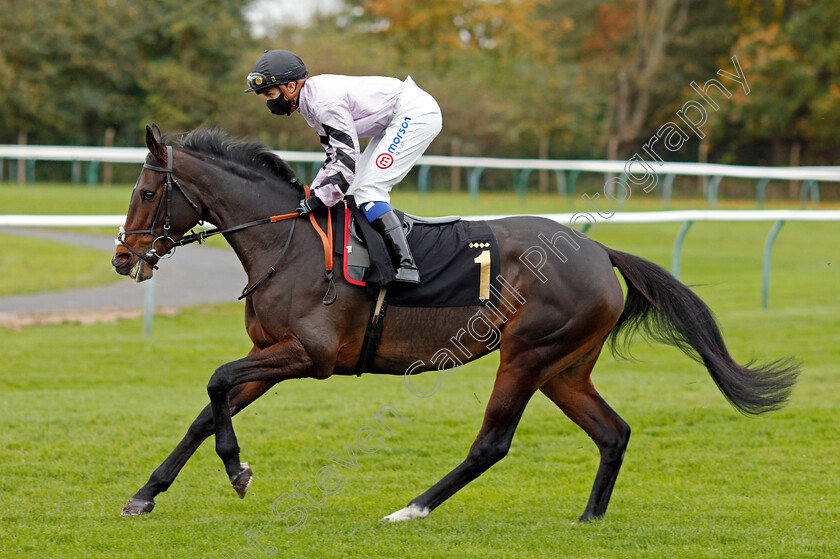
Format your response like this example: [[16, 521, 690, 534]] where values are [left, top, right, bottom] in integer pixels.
[[604, 246, 800, 415]]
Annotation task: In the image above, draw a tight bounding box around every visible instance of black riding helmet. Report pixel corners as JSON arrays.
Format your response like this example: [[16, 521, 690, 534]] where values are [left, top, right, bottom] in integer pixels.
[[244, 50, 308, 93]]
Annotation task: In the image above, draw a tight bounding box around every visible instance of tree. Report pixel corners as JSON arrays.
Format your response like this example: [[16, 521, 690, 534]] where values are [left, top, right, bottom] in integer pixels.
[[578, 0, 696, 159], [709, 0, 840, 164], [136, 0, 257, 134], [0, 0, 256, 146], [0, 0, 144, 144], [319, 0, 602, 160]]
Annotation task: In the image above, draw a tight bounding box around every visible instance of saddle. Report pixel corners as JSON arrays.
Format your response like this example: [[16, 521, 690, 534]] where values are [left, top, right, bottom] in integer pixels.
[[335, 197, 501, 308], [345, 207, 460, 284]]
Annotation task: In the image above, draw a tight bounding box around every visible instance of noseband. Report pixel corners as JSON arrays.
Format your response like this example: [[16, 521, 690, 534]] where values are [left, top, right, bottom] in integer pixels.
[[116, 146, 202, 268]]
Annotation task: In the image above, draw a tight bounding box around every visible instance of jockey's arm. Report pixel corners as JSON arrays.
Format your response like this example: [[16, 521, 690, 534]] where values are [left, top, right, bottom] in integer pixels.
[[309, 104, 360, 207]]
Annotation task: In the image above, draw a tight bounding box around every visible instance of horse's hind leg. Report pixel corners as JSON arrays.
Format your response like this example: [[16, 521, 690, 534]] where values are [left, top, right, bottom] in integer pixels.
[[539, 343, 630, 522], [122, 380, 274, 516], [383, 355, 541, 522]]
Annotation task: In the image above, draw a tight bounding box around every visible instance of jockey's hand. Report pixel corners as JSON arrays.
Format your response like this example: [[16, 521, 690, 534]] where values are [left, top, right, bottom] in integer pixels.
[[296, 197, 325, 216]]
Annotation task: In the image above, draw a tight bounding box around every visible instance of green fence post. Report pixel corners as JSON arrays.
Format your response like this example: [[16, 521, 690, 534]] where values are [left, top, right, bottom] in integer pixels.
[[663, 173, 676, 210], [468, 167, 484, 204], [517, 168, 533, 203], [554, 170, 573, 209], [671, 220, 693, 280], [26, 159, 36, 183], [756, 178, 770, 209], [71, 160, 81, 184], [706, 175, 722, 208], [86, 160, 100, 187], [295, 162, 308, 183], [144, 276, 156, 337], [554, 170, 566, 197], [566, 170, 580, 210], [761, 220, 785, 310], [511, 169, 517, 199], [799, 180, 810, 208], [0, 158, 4, 182], [799, 180, 819, 208], [418, 165, 431, 199]]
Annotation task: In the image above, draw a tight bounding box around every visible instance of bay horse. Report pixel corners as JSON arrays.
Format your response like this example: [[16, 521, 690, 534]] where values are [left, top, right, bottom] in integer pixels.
[[113, 125, 799, 522]]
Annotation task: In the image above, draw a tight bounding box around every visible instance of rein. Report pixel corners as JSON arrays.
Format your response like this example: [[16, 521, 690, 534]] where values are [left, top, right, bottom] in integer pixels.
[[117, 147, 336, 305], [235, 185, 335, 305]]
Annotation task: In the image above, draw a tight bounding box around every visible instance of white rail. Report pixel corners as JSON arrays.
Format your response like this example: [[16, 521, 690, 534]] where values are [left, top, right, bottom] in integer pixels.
[[0, 144, 324, 164], [0, 145, 839, 181]]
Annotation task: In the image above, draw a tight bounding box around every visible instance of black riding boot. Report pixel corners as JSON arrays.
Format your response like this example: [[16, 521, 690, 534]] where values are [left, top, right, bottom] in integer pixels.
[[371, 210, 420, 284]]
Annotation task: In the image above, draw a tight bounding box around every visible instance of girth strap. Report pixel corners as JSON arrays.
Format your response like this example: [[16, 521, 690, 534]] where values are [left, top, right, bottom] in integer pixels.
[[354, 286, 388, 376]]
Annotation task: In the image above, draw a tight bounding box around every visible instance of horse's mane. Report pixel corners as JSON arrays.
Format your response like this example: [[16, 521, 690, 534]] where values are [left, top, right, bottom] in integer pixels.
[[170, 128, 304, 195]]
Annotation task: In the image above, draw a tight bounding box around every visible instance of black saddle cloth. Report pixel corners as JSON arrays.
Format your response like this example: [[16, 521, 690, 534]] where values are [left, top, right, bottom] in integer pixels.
[[334, 198, 501, 308]]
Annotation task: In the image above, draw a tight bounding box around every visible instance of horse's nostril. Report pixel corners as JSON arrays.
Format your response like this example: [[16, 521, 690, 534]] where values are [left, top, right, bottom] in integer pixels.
[[112, 253, 130, 267]]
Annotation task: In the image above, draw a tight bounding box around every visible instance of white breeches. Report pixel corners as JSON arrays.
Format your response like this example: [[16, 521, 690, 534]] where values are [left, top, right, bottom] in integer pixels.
[[351, 78, 442, 206]]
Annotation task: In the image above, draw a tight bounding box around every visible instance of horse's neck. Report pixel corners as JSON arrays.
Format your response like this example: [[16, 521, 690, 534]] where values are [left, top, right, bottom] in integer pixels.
[[198, 173, 302, 277]]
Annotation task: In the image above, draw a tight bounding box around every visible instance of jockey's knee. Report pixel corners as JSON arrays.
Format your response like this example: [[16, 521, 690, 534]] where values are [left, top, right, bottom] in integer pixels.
[[361, 201, 393, 223]]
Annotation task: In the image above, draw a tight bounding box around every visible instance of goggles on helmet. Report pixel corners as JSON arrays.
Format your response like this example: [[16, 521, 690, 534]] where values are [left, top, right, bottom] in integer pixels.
[[245, 72, 279, 93]]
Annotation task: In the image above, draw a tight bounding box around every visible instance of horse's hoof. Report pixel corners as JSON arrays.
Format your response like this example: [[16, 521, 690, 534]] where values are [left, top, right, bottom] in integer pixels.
[[381, 504, 430, 522], [122, 497, 155, 516], [231, 462, 253, 499]]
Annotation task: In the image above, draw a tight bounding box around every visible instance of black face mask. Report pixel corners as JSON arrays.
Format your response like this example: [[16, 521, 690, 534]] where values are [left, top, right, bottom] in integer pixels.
[[266, 97, 297, 116]]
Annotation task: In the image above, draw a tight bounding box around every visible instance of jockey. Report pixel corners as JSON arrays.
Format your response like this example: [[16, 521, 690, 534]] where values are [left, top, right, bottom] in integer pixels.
[[245, 49, 443, 285]]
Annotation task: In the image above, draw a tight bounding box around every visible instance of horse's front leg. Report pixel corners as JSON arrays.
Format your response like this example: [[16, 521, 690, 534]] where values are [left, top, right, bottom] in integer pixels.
[[122, 379, 273, 516], [207, 333, 316, 497]]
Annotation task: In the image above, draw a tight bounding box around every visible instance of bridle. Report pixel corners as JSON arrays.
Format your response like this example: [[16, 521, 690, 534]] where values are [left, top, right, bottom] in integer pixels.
[[116, 146, 202, 268], [116, 145, 336, 304]]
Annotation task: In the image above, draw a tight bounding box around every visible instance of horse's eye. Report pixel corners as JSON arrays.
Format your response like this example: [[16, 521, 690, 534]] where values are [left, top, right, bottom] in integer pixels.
[[142, 190, 156, 201]]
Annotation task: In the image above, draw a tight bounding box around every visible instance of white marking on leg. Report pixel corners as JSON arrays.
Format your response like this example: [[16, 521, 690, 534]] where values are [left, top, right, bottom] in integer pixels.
[[382, 504, 430, 522]]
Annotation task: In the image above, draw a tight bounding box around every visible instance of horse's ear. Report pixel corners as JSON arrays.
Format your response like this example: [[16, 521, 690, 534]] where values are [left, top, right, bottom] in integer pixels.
[[145, 124, 167, 164]]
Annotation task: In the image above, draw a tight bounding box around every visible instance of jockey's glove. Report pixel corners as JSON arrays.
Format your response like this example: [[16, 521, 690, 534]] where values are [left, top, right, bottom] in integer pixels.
[[296, 196, 325, 216]]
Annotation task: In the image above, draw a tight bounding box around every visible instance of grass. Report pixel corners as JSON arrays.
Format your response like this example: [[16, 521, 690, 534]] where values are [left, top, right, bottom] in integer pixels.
[[0, 301, 837, 558], [0, 182, 133, 215], [0, 183, 133, 296], [0, 233, 120, 296], [0, 182, 838, 557]]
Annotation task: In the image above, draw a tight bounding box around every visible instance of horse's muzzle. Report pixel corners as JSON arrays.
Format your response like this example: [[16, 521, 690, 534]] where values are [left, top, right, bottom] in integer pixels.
[[112, 250, 156, 282], [111, 251, 134, 274]]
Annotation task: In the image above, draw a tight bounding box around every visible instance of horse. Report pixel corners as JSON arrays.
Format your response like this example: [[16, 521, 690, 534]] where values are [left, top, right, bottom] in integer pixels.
[[112, 124, 800, 522]]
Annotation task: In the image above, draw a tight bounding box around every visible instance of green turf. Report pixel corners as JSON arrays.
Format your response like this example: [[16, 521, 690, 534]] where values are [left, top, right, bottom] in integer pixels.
[[0, 183, 133, 296], [0, 233, 120, 295], [1, 199, 838, 557], [0, 183, 134, 215]]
